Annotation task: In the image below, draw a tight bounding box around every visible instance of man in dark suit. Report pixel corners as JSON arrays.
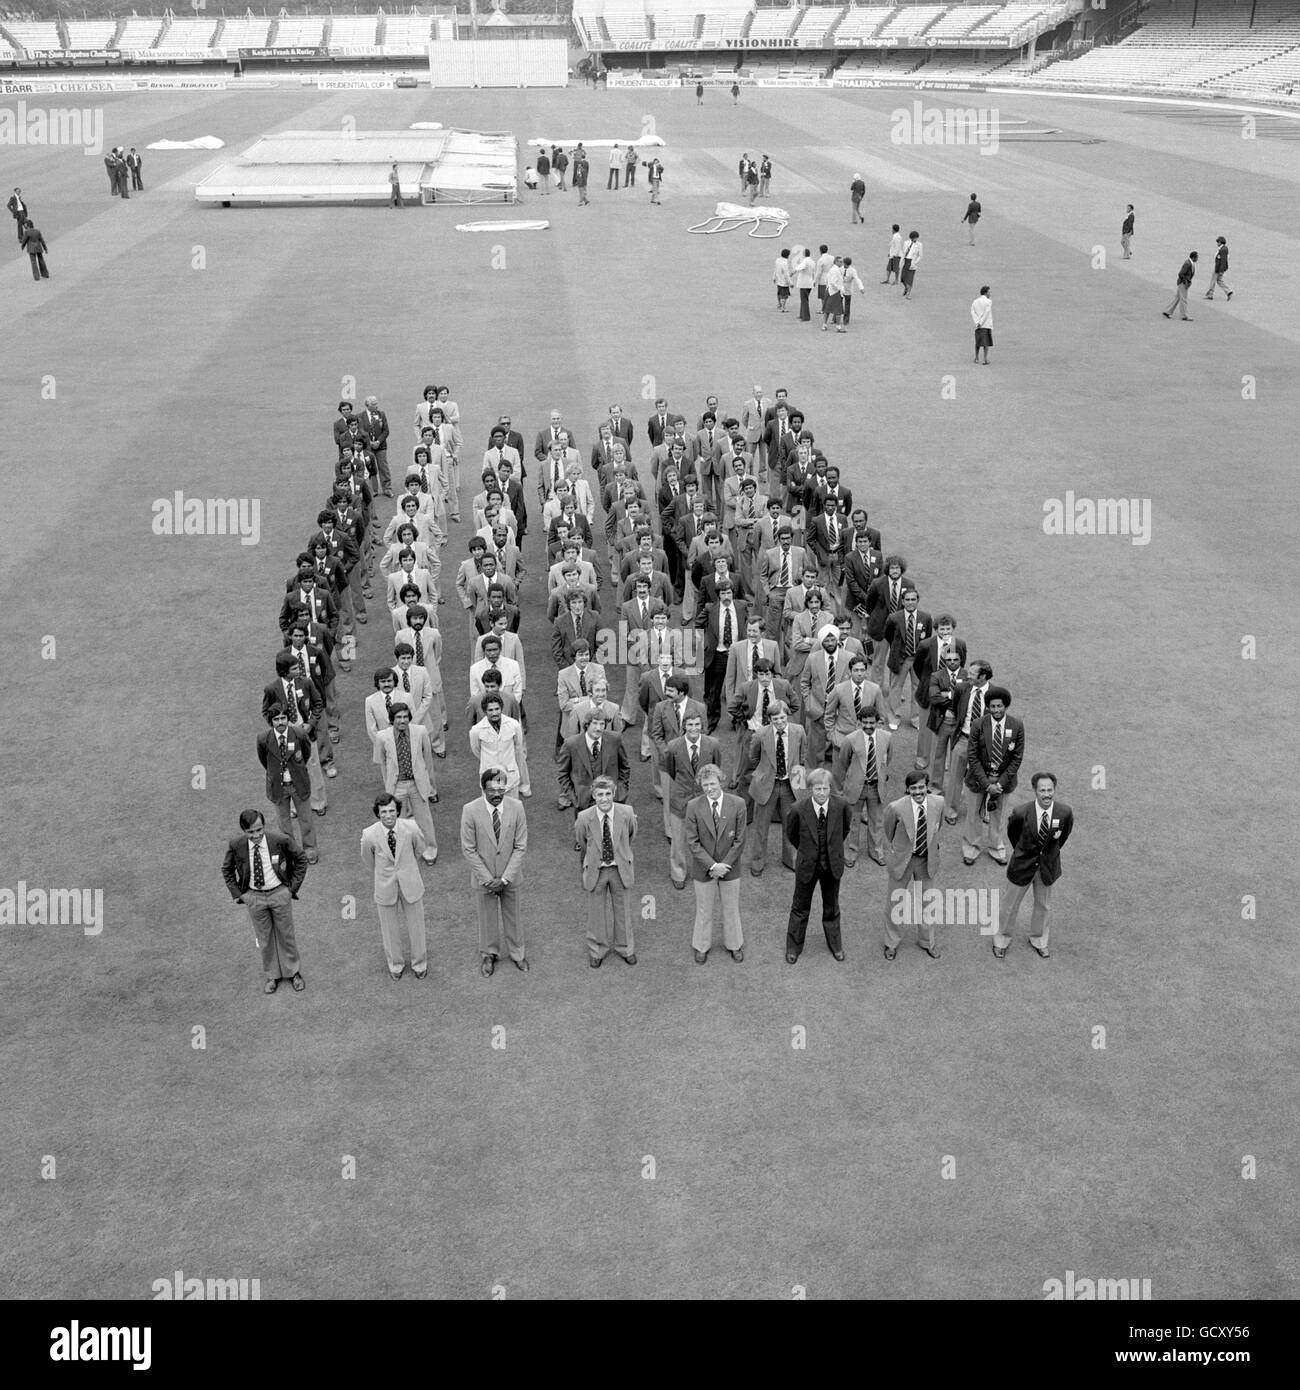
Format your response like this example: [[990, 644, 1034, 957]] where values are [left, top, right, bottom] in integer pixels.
[[646, 397, 687, 447], [747, 704, 804, 874], [20, 220, 49, 281], [882, 586, 931, 732], [280, 566, 338, 640], [491, 415, 528, 477], [550, 591, 601, 669], [783, 769, 852, 963], [221, 808, 307, 994], [126, 147, 144, 190], [603, 403, 635, 448], [925, 646, 967, 791], [534, 409, 579, 464], [843, 530, 882, 644], [558, 711, 630, 813], [684, 764, 747, 962], [911, 614, 967, 772], [360, 395, 392, 496], [992, 772, 1073, 959], [574, 777, 638, 966], [257, 707, 319, 862], [864, 556, 909, 692], [7, 187, 28, 242], [333, 401, 356, 453], [698, 583, 747, 734], [962, 685, 1024, 865], [662, 711, 719, 887], [805, 494, 849, 591]]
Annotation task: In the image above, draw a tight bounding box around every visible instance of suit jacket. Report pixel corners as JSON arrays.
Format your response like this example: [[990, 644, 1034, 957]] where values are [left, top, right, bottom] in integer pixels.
[[883, 793, 945, 880], [257, 726, 312, 802], [280, 586, 338, 636], [360, 407, 389, 451], [684, 791, 746, 881], [283, 639, 333, 696], [648, 694, 708, 757], [784, 794, 853, 882], [361, 818, 427, 904], [823, 677, 889, 740], [551, 610, 601, 668], [912, 636, 968, 709], [575, 801, 637, 890], [844, 549, 883, 610], [864, 574, 907, 641], [559, 732, 630, 808], [557, 661, 607, 734], [663, 734, 721, 817], [460, 796, 528, 887], [729, 676, 799, 731], [723, 638, 782, 705], [800, 648, 852, 721], [832, 726, 891, 805], [261, 675, 323, 728], [741, 394, 771, 446], [926, 668, 967, 733], [535, 424, 580, 463], [377, 723, 436, 799], [748, 722, 806, 806], [647, 411, 687, 446], [605, 416, 634, 447], [222, 830, 306, 900], [700, 599, 749, 663], [882, 609, 933, 675], [1005, 800, 1073, 887], [759, 544, 806, 600], [965, 715, 1025, 795]]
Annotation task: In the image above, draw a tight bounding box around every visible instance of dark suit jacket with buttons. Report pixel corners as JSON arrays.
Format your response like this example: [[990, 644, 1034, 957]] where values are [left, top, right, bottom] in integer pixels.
[[222, 830, 307, 900], [784, 793, 853, 883], [964, 714, 1026, 796], [684, 791, 746, 881], [1005, 799, 1073, 887], [558, 732, 630, 808], [911, 636, 968, 711], [257, 727, 313, 803], [882, 608, 932, 675]]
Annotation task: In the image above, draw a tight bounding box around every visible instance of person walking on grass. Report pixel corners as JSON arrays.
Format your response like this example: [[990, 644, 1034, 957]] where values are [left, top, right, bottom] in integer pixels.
[[1162, 251, 1197, 321], [21, 220, 49, 281], [961, 192, 981, 246], [1205, 236, 1232, 300], [900, 230, 922, 299], [971, 285, 992, 365]]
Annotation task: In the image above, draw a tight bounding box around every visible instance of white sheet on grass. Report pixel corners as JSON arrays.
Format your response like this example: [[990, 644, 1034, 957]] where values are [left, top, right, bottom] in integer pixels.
[[147, 137, 226, 150], [409, 122, 445, 130], [687, 202, 790, 238], [456, 220, 549, 232]]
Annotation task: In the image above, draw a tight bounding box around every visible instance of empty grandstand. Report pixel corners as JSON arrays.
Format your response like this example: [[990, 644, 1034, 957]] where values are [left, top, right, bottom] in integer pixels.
[[116, 17, 165, 51], [156, 18, 219, 53], [381, 14, 436, 54], [64, 21, 117, 51]]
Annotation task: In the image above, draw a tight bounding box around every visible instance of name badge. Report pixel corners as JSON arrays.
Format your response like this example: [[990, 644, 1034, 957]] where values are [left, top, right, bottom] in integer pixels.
[[282, 770, 292, 783]]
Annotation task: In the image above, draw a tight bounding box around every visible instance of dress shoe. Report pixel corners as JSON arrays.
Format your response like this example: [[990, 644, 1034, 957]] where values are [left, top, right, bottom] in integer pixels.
[[324, 765, 338, 778], [962, 853, 978, 866], [1028, 939, 1051, 959], [729, 947, 744, 963], [513, 957, 529, 972], [422, 852, 437, 864], [944, 812, 959, 825], [785, 951, 798, 964], [991, 942, 1008, 960], [882, 944, 898, 961], [390, 969, 404, 982], [831, 949, 845, 962], [988, 852, 1008, 866], [412, 968, 428, 980], [590, 955, 604, 968], [869, 854, 886, 867], [919, 944, 941, 960], [673, 879, 687, 891], [290, 973, 306, 991], [480, 956, 496, 977], [264, 979, 279, 994], [750, 866, 764, 877], [623, 953, 637, 965], [356, 613, 368, 623], [305, 851, 319, 864], [693, 948, 708, 964], [312, 806, 327, 817]]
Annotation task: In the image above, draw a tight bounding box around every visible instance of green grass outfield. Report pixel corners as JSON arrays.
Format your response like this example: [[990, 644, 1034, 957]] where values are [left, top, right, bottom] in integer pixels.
[[1, 83, 1296, 1301]]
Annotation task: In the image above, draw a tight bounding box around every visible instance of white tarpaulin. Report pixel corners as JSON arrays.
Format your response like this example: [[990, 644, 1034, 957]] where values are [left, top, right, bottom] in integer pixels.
[[527, 135, 666, 149], [456, 220, 549, 232], [687, 203, 791, 238], [148, 137, 225, 150]]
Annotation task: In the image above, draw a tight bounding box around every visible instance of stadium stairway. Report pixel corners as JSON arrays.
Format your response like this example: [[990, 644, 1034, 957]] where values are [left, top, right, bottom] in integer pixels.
[[740, 11, 755, 40], [111, 16, 130, 49], [825, 8, 849, 44], [322, 16, 334, 49], [0, 21, 19, 53], [917, 8, 948, 41], [213, 16, 226, 48], [376, 13, 387, 44], [266, 16, 282, 49], [596, 17, 611, 44], [692, 14, 704, 42], [1214, 40, 1300, 90], [56, 15, 70, 48]]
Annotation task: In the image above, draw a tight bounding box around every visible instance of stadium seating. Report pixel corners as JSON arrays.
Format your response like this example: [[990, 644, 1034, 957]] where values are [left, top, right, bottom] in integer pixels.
[[834, 7, 894, 44], [698, 11, 749, 44], [747, 8, 799, 41], [64, 21, 116, 51], [925, 6, 1001, 44], [274, 18, 326, 49], [876, 5, 947, 43], [794, 6, 847, 46], [219, 18, 273, 50], [329, 16, 382, 46], [155, 18, 218, 52], [116, 17, 165, 51], [973, 4, 1055, 44], [381, 15, 435, 53], [5, 20, 61, 53]]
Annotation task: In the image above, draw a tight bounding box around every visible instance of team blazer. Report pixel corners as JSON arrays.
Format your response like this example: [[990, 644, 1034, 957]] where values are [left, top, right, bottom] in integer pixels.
[[649, 694, 708, 753], [550, 609, 601, 669], [864, 574, 907, 641], [646, 411, 688, 447], [460, 796, 528, 886], [360, 818, 428, 904], [662, 734, 722, 817], [760, 544, 808, 599], [257, 725, 313, 802], [575, 801, 637, 890], [925, 667, 967, 734], [723, 638, 783, 705], [558, 658, 607, 708], [741, 394, 771, 447], [748, 722, 807, 806], [391, 665, 434, 726], [912, 636, 968, 710], [394, 626, 443, 687], [222, 830, 307, 900], [964, 715, 1026, 796], [881, 609, 933, 675], [700, 599, 750, 664], [559, 732, 630, 808], [805, 513, 851, 568], [823, 677, 890, 740], [832, 726, 892, 805], [386, 566, 437, 611], [684, 791, 747, 881], [883, 792, 945, 880], [844, 550, 883, 609], [261, 675, 323, 727], [783, 794, 853, 882], [1005, 799, 1074, 887], [730, 676, 800, 730], [377, 723, 436, 800], [283, 640, 332, 697], [279, 586, 337, 636], [365, 691, 397, 763], [799, 648, 853, 721]]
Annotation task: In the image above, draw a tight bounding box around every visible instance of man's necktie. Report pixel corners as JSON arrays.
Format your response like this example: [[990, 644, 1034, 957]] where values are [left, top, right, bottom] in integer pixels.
[[492, 807, 501, 844], [387, 828, 397, 857], [712, 801, 720, 834], [397, 729, 413, 780], [278, 733, 288, 760], [401, 670, 411, 692], [853, 684, 863, 721], [1038, 808, 1050, 846], [573, 614, 579, 636], [889, 582, 901, 613], [284, 681, 295, 713], [905, 615, 916, 657], [689, 743, 699, 778], [297, 650, 309, 680], [991, 722, 1003, 769], [817, 807, 827, 858], [579, 669, 588, 696], [251, 845, 265, 889], [825, 654, 836, 698], [865, 734, 877, 786], [761, 689, 771, 726], [722, 608, 733, 648], [414, 632, 424, 665], [419, 467, 429, 493], [640, 601, 647, 624], [780, 553, 790, 587], [915, 802, 928, 858], [591, 738, 601, 762], [971, 688, 984, 727], [601, 813, 615, 864], [384, 694, 393, 720], [775, 733, 786, 780], [830, 517, 838, 549], [751, 642, 760, 679]]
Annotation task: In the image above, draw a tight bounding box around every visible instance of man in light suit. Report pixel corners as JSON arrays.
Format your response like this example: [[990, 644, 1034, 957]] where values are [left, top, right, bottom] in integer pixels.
[[556, 641, 607, 747], [460, 769, 528, 975], [783, 769, 852, 962], [832, 706, 891, 866], [741, 384, 771, 480], [992, 772, 1074, 959], [256, 707, 318, 862], [800, 628, 847, 769], [747, 704, 805, 875], [648, 673, 707, 838], [558, 711, 630, 813], [575, 777, 638, 967], [361, 793, 429, 981], [534, 410, 580, 469], [663, 712, 720, 888], [759, 528, 805, 642], [883, 770, 945, 959], [823, 654, 889, 755], [962, 685, 1024, 866], [723, 615, 782, 711], [221, 809, 307, 994], [684, 765, 747, 962], [376, 705, 439, 861], [728, 658, 798, 798]]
